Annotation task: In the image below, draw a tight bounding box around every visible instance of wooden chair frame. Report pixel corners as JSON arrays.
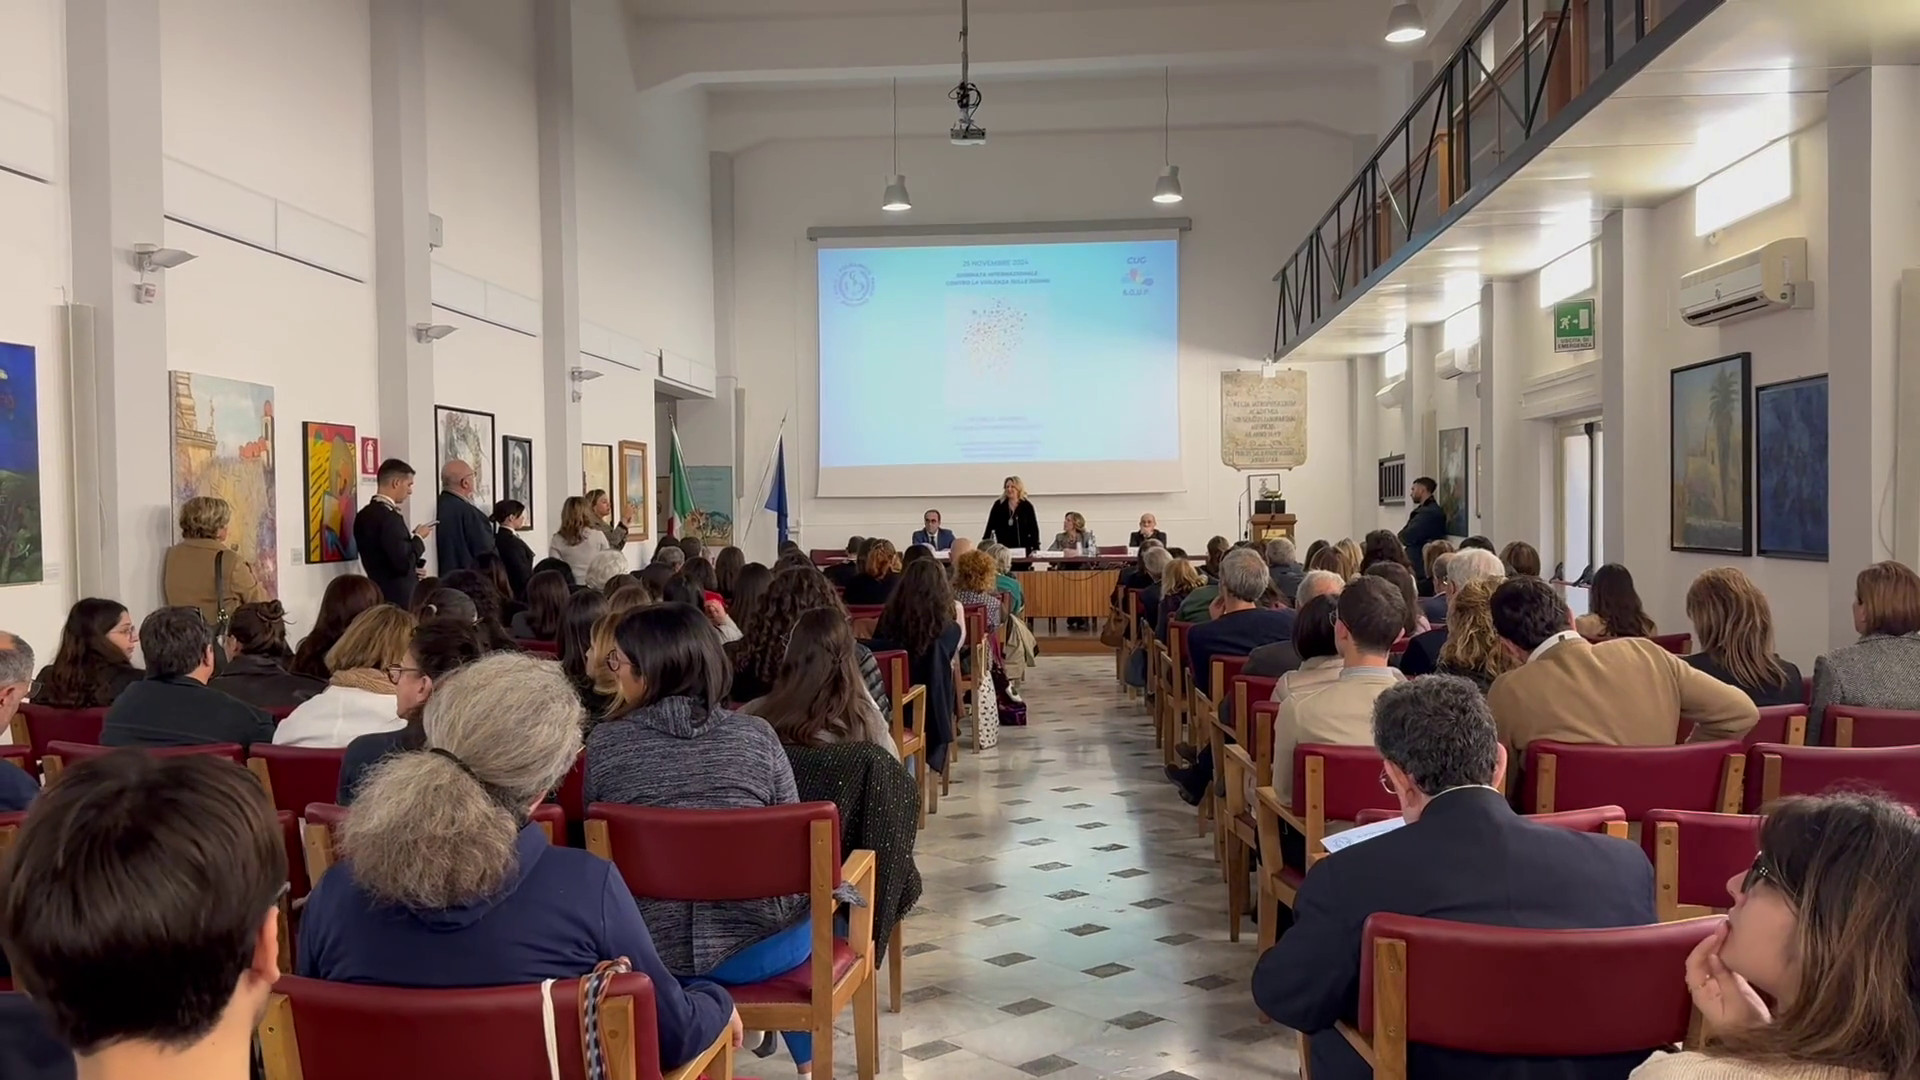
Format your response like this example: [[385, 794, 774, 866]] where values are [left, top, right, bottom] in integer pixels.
[[879, 653, 925, 1013], [1221, 745, 1258, 943], [1826, 707, 1919, 748], [951, 606, 990, 781], [1650, 819, 1719, 923], [1530, 747, 1745, 815], [1163, 624, 1193, 764]]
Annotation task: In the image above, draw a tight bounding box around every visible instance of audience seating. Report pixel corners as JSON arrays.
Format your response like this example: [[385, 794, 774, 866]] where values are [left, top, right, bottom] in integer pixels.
[[40, 740, 244, 783], [16, 704, 106, 760], [275, 810, 307, 972], [1344, 914, 1715, 1080], [1680, 704, 1809, 747], [248, 745, 348, 819], [845, 605, 884, 640], [1162, 621, 1194, 761], [268, 705, 298, 722], [870, 649, 924, 1013], [0, 810, 25, 859], [954, 604, 990, 765], [557, 751, 586, 829], [1220, 746, 1258, 942], [1352, 805, 1629, 838], [303, 802, 567, 891], [1647, 632, 1692, 655], [1822, 704, 1920, 748], [1252, 744, 1399, 943], [258, 972, 734, 1080], [1642, 810, 1761, 922], [1197, 655, 1249, 855], [1522, 740, 1745, 818], [515, 639, 559, 658], [585, 801, 879, 1080], [0, 743, 34, 779], [1746, 742, 1920, 810]]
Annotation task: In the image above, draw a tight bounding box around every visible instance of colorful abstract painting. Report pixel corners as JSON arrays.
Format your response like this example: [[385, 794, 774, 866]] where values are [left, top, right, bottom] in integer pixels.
[[1671, 353, 1751, 555], [0, 343, 41, 584], [303, 421, 358, 564], [434, 406, 496, 511], [684, 465, 735, 547], [1756, 375, 1827, 560], [170, 371, 277, 595]]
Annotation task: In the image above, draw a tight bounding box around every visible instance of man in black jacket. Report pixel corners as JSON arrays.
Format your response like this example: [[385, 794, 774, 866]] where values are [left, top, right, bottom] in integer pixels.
[[101, 608, 276, 750], [1252, 676, 1655, 1080], [354, 458, 433, 605], [1398, 475, 1450, 595], [435, 459, 495, 573]]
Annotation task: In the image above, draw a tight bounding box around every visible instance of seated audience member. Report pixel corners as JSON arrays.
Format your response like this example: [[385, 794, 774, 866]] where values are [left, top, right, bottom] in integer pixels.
[[0, 753, 288, 1080], [1116, 541, 1160, 599], [1630, 794, 1920, 1080], [1363, 560, 1427, 637], [1130, 513, 1168, 548], [301, 653, 740, 1070], [780, 738, 921, 968], [1808, 560, 1920, 745], [290, 574, 384, 679], [1435, 578, 1519, 693], [102, 608, 274, 749], [414, 586, 478, 629], [441, 568, 520, 653], [584, 550, 632, 593], [637, 561, 676, 596], [842, 539, 901, 606], [209, 601, 326, 710], [559, 589, 613, 716], [0, 632, 40, 812], [548, 495, 613, 585], [1359, 530, 1411, 575], [1154, 558, 1208, 641], [730, 563, 774, 631], [488, 499, 536, 600], [1399, 547, 1505, 678], [584, 603, 811, 1072], [1254, 676, 1655, 1080], [1265, 538, 1305, 607], [1487, 578, 1756, 782], [1576, 562, 1657, 639], [1335, 537, 1365, 576], [665, 576, 741, 644], [677, 535, 706, 562], [1500, 539, 1543, 578], [951, 549, 1005, 640], [912, 511, 954, 552], [1683, 567, 1803, 708], [745, 608, 896, 758], [1246, 570, 1345, 677], [272, 606, 415, 748], [824, 536, 866, 588], [1274, 594, 1343, 701], [948, 536, 976, 564], [1176, 567, 1223, 625], [651, 543, 688, 572], [407, 576, 441, 615], [508, 568, 570, 642], [531, 555, 577, 588], [1202, 535, 1231, 581], [1271, 578, 1407, 804], [162, 495, 271, 625], [902, 544, 935, 567], [731, 567, 885, 707], [335, 620, 484, 803], [1186, 549, 1297, 689], [1460, 534, 1496, 552], [1052, 511, 1098, 556], [1134, 545, 1173, 628], [713, 546, 746, 600], [869, 558, 964, 774], [31, 598, 143, 709], [1420, 540, 1456, 617], [775, 549, 814, 574], [985, 543, 1026, 617], [1302, 538, 1329, 567], [473, 552, 525, 623]]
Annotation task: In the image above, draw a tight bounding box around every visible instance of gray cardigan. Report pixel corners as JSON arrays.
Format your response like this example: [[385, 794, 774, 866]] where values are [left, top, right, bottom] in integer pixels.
[[584, 695, 807, 975], [1809, 632, 1920, 744]]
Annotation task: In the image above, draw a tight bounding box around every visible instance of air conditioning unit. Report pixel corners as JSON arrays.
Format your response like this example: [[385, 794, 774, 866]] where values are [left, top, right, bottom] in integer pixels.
[[1375, 376, 1407, 409], [1436, 341, 1481, 380], [1679, 237, 1813, 326]]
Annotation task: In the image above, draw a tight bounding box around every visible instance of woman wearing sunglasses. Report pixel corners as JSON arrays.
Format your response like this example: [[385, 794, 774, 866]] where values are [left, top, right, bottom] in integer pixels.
[[1632, 793, 1920, 1078]]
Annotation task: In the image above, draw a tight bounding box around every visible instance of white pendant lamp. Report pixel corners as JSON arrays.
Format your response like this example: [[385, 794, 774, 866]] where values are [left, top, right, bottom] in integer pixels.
[[1152, 67, 1184, 205], [1384, 2, 1428, 44], [882, 79, 912, 212]]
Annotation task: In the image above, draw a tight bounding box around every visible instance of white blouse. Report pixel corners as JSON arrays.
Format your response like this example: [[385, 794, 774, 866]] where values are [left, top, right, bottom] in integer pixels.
[[548, 529, 612, 585], [272, 685, 405, 748]]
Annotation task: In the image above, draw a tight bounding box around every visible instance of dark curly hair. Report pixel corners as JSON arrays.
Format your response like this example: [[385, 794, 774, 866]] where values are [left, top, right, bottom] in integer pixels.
[[440, 569, 517, 653], [875, 557, 956, 657], [731, 565, 846, 691], [1361, 529, 1411, 572]]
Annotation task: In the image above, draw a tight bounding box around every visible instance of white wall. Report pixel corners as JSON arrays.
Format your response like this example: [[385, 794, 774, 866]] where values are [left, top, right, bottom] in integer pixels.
[[723, 119, 1356, 560]]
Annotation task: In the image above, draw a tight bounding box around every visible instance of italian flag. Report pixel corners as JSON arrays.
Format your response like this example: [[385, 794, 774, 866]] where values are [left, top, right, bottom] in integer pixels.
[[666, 424, 694, 538]]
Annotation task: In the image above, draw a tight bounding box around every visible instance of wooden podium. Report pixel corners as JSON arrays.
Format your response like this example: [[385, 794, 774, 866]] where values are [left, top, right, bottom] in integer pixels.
[[1249, 513, 1297, 542]]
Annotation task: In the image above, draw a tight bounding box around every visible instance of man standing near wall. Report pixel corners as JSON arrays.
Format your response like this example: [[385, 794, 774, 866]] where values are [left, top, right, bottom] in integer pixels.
[[355, 459, 433, 606], [435, 460, 495, 573], [1399, 476, 1449, 596]]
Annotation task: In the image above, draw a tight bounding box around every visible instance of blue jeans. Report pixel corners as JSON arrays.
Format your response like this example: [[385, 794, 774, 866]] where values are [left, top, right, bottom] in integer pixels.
[[705, 921, 814, 1066]]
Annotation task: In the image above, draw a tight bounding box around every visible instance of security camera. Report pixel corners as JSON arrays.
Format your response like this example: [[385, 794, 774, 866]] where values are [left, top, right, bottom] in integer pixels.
[[413, 323, 457, 343]]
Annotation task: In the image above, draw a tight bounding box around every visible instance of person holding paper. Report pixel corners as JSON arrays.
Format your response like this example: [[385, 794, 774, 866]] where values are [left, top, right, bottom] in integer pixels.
[[1252, 676, 1655, 1080], [983, 476, 1040, 552]]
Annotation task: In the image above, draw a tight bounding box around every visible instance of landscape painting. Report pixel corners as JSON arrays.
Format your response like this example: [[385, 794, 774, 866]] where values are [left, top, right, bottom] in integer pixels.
[[302, 421, 358, 564], [582, 443, 613, 498], [618, 440, 650, 541], [170, 371, 277, 596], [1671, 352, 1751, 555], [1437, 426, 1469, 537], [684, 465, 735, 548], [1756, 374, 1828, 560], [503, 435, 533, 528], [434, 406, 496, 510], [0, 343, 41, 584]]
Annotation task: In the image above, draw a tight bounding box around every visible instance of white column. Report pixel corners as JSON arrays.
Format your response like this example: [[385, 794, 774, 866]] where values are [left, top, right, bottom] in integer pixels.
[[1350, 354, 1380, 538], [536, 0, 584, 535], [1405, 322, 1441, 484], [65, 0, 168, 607], [1477, 281, 1524, 542]]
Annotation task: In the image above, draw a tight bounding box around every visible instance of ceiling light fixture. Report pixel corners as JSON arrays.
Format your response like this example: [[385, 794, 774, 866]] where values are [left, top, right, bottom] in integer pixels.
[[882, 79, 912, 212], [1384, 1, 1428, 44], [1152, 67, 1184, 205]]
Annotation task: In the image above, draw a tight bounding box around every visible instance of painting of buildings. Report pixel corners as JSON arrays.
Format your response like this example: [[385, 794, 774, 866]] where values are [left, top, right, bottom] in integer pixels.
[[170, 371, 277, 595], [0, 343, 41, 585], [1670, 352, 1751, 555]]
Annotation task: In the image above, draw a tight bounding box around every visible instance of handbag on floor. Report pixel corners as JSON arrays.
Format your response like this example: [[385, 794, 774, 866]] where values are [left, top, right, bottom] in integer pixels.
[[992, 665, 1025, 727], [1099, 606, 1129, 648]]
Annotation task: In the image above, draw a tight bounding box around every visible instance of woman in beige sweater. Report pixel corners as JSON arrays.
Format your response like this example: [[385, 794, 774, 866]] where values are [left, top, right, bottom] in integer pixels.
[[1630, 794, 1918, 1080]]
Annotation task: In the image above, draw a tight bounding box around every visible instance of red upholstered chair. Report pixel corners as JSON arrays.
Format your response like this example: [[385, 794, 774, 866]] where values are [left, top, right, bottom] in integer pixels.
[[301, 802, 566, 892], [1745, 704, 1809, 747], [516, 639, 560, 658], [585, 801, 878, 1080], [1523, 740, 1745, 818], [1345, 914, 1715, 1080], [1252, 744, 1399, 947], [17, 704, 106, 760], [1747, 742, 1920, 810], [0, 742, 35, 779], [1097, 545, 1128, 556], [1166, 621, 1195, 752], [258, 972, 733, 1080], [0, 810, 26, 860], [1648, 632, 1693, 655], [1822, 705, 1920, 748], [248, 745, 347, 819], [1197, 656, 1250, 857], [557, 751, 586, 827], [808, 549, 843, 566], [1352, 805, 1629, 837], [1643, 810, 1761, 922], [870, 650, 924, 1011], [845, 605, 884, 640], [41, 740, 244, 784]]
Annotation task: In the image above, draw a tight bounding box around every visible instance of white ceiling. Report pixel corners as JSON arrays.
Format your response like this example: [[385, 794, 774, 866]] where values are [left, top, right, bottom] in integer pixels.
[[1278, 0, 1920, 359], [626, 0, 1322, 19]]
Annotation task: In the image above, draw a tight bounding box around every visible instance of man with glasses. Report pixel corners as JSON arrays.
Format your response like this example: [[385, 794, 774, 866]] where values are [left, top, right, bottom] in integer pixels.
[[0, 631, 40, 812], [99, 607, 275, 750], [911, 510, 954, 552], [1253, 676, 1654, 1080]]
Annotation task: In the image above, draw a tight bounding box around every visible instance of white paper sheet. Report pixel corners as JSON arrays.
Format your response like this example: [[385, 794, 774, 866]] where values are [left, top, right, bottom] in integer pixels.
[[1317, 815, 1407, 854]]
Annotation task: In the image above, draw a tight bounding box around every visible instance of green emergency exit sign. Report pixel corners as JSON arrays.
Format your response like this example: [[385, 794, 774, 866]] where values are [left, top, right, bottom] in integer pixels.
[[1553, 299, 1595, 352]]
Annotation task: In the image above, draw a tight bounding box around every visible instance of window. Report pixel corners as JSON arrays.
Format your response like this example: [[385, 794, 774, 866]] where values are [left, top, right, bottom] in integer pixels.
[[1538, 244, 1593, 307], [1695, 138, 1792, 236], [1383, 342, 1408, 380], [1556, 418, 1603, 615], [1443, 305, 1480, 351]]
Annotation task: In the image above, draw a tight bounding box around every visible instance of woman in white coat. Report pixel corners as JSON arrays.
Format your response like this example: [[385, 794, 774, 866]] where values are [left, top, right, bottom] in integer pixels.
[[549, 495, 611, 585], [272, 605, 416, 748]]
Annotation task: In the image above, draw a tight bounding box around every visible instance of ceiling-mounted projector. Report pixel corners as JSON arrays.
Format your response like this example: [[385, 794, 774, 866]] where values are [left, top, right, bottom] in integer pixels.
[[947, 0, 985, 146], [949, 117, 986, 146]]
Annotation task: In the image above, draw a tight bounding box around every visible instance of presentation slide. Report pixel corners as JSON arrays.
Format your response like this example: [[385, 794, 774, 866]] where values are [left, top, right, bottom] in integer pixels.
[[816, 233, 1181, 498]]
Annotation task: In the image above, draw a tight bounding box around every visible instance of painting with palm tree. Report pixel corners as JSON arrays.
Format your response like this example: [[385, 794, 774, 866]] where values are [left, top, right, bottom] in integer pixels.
[[1670, 352, 1751, 554]]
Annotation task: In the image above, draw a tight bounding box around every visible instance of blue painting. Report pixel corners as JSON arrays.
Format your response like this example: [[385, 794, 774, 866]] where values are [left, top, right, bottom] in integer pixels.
[[1755, 375, 1827, 560], [0, 344, 40, 584]]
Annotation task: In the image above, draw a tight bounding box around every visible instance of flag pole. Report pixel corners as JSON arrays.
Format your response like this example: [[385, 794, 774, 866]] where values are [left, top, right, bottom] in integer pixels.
[[745, 410, 789, 543]]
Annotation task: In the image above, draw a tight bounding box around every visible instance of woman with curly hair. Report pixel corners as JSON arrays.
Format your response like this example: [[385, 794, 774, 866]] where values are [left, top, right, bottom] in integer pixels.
[[1360, 530, 1411, 573], [842, 539, 900, 606], [1435, 577, 1521, 693], [870, 557, 962, 772], [440, 569, 519, 653], [729, 565, 885, 707]]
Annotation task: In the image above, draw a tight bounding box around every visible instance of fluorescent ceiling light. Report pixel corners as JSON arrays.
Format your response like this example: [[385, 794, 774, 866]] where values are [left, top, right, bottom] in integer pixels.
[[1384, 2, 1427, 43], [1383, 342, 1409, 379], [1443, 305, 1480, 351], [1538, 244, 1594, 307], [1695, 138, 1792, 236]]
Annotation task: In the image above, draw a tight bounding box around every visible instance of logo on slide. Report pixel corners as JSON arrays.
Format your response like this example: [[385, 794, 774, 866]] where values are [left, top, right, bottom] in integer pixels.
[[1121, 266, 1156, 295], [835, 264, 876, 306]]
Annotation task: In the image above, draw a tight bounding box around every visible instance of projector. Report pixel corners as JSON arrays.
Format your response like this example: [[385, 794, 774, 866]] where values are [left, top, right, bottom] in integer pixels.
[[949, 118, 987, 146]]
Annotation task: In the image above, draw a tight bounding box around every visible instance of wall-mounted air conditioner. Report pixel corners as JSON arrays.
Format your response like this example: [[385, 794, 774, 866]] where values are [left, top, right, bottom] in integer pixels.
[[1436, 341, 1481, 380], [1375, 376, 1407, 409], [1678, 237, 1813, 326]]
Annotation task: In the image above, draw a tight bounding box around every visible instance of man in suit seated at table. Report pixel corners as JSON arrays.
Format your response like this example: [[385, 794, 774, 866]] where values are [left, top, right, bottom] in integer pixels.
[[1486, 577, 1756, 785], [1252, 676, 1655, 1080], [1399, 547, 1506, 678], [911, 510, 954, 552]]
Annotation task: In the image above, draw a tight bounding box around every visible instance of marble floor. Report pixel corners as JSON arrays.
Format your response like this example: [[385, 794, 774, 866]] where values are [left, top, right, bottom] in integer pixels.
[[820, 655, 1301, 1080]]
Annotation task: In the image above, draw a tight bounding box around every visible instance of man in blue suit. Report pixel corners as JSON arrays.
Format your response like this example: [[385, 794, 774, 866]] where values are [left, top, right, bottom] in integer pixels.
[[911, 509, 954, 551]]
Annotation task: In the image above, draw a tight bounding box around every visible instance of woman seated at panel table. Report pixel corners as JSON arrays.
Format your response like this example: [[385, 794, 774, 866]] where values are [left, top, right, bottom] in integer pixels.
[[1051, 512, 1099, 557]]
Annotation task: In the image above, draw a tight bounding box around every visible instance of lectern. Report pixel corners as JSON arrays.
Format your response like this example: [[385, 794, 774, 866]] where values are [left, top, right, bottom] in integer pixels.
[[1249, 513, 1297, 542]]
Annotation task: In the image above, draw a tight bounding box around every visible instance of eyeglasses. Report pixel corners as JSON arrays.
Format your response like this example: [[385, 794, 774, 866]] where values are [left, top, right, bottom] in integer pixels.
[[1379, 767, 1396, 795], [385, 666, 422, 685], [1742, 852, 1793, 901], [605, 653, 629, 674]]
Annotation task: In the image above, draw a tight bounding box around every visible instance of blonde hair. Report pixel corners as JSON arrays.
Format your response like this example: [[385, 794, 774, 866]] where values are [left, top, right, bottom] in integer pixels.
[[587, 612, 622, 698], [1163, 559, 1203, 596], [862, 539, 900, 579], [954, 549, 997, 594], [557, 496, 596, 546], [178, 496, 232, 540], [1334, 538, 1363, 579], [604, 579, 656, 616], [1856, 561, 1920, 638], [324, 605, 415, 673], [1063, 511, 1086, 532], [1003, 476, 1027, 501], [1438, 577, 1521, 682], [342, 653, 584, 909], [584, 551, 630, 591], [1687, 567, 1788, 690]]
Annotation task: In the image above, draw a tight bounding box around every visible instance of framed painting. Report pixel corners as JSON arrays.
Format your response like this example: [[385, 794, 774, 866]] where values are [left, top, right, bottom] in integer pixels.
[[1755, 374, 1828, 560], [1437, 426, 1469, 537], [582, 443, 613, 498], [302, 421, 358, 564], [170, 371, 278, 596], [617, 440, 651, 541], [1671, 352, 1752, 555], [684, 465, 735, 548], [502, 435, 534, 528], [434, 406, 496, 511], [0, 343, 42, 584]]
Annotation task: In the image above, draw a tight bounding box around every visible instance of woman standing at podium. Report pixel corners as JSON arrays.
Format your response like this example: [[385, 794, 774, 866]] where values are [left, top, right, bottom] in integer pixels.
[[984, 476, 1041, 552]]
